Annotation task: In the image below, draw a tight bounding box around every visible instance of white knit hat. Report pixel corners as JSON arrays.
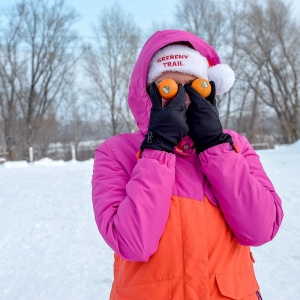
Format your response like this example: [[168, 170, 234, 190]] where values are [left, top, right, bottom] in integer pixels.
[[147, 44, 235, 95]]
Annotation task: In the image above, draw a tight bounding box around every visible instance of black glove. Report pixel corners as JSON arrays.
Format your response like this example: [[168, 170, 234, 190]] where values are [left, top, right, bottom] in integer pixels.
[[141, 82, 189, 153], [185, 81, 232, 153]]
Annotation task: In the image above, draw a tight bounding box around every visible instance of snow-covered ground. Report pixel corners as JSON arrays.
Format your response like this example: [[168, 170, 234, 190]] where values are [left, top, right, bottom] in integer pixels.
[[0, 142, 299, 300]]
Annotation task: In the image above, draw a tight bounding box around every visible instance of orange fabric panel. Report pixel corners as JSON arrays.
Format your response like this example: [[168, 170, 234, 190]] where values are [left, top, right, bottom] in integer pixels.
[[111, 196, 259, 299]]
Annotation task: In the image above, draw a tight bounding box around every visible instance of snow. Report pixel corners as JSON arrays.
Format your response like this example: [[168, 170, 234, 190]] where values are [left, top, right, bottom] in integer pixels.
[[0, 142, 299, 300]]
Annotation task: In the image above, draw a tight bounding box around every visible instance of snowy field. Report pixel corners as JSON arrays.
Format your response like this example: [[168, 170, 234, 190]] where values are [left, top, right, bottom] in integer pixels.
[[0, 142, 299, 300]]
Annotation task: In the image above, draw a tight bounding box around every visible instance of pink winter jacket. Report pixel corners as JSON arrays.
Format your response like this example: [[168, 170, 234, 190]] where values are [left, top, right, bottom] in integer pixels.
[[92, 30, 284, 263]]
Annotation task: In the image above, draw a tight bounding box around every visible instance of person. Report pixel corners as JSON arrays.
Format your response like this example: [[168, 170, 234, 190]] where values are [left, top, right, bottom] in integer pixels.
[[92, 29, 284, 300]]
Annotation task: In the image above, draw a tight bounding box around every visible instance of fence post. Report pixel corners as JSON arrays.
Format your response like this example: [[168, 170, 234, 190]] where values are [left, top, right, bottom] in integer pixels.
[[71, 143, 76, 161], [29, 147, 34, 163]]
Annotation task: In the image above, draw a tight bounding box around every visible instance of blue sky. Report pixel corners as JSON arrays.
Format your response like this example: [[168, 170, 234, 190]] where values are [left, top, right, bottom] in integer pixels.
[[0, 0, 175, 38], [70, 0, 175, 31], [1, 0, 300, 40]]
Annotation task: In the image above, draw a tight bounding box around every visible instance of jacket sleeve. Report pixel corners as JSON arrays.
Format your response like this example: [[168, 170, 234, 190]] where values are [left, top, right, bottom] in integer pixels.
[[92, 142, 175, 262], [199, 132, 284, 246]]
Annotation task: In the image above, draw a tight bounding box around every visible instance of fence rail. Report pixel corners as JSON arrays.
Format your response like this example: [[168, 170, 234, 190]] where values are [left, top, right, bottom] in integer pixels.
[[1, 141, 293, 162], [251, 142, 270, 150], [0, 140, 104, 162]]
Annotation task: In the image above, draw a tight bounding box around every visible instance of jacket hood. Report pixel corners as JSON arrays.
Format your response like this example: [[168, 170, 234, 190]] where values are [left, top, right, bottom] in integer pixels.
[[128, 30, 221, 134]]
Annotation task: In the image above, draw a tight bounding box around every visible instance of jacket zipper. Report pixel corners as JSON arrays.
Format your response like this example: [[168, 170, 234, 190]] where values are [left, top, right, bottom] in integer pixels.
[[256, 291, 263, 300]]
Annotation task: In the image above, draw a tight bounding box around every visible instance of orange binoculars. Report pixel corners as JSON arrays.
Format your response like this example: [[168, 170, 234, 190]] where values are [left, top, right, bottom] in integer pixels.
[[158, 78, 211, 100]]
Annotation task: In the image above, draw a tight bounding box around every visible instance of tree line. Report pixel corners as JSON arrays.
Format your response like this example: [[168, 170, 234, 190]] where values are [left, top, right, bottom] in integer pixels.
[[0, 0, 299, 161]]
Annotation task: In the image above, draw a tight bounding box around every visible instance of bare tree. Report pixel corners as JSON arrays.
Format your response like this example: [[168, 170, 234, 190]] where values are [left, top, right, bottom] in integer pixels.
[[84, 4, 141, 137], [237, 0, 300, 143], [0, 0, 79, 160], [218, 0, 246, 128], [0, 10, 23, 159], [174, 0, 227, 51], [60, 90, 92, 149]]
